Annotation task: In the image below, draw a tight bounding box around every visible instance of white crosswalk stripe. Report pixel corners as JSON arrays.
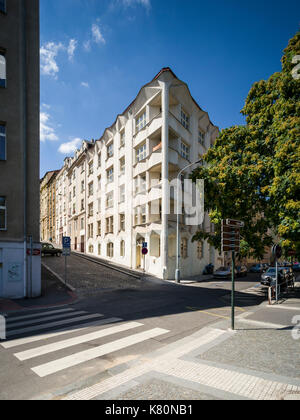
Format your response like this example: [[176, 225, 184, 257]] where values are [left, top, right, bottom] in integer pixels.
[[31, 328, 169, 377], [0, 308, 170, 379], [4, 308, 74, 323], [14, 321, 143, 361], [6, 311, 86, 328]]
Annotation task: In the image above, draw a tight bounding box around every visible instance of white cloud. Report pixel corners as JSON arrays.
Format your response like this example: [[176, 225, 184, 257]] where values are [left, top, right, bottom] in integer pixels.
[[81, 82, 89, 88], [92, 24, 106, 45], [58, 138, 82, 154], [121, 0, 151, 9], [67, 39, 78, 61], [83, 40, 91, 52], [40, 111, 59, 142], [40, 38, 78, 78]]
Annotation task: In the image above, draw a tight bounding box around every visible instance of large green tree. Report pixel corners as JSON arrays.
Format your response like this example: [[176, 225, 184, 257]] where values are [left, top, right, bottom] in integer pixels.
[[192, 31, 300, 260]]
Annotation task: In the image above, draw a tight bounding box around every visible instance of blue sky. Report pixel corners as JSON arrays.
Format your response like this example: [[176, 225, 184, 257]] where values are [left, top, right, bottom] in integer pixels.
[[40, 0, 300, 176]]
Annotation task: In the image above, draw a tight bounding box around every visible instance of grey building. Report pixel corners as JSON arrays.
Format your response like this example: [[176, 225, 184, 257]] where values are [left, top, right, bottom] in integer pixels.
[[0, 0, 40, 298]]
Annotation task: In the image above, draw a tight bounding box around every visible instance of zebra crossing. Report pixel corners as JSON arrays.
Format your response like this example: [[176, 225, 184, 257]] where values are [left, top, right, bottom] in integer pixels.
[[0, 307, 169, 378]]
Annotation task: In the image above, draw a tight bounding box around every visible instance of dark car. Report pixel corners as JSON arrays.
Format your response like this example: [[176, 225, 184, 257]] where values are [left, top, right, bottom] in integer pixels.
[[250, 264, 265, 273], [41, 243, 62, 257], [261, 267, 294, 289], [236, 265, 248, 278], [292, 262, 300, 272]]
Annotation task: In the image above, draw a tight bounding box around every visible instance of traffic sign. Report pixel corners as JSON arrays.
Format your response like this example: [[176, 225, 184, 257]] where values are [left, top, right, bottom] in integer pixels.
[[142, 248, 148, 255], [272, 244, 282, 260], [142, 242, 148, 249], [225, 219, 245, 228], [62, 248, 71, 256], [63, 237, 71, 249]]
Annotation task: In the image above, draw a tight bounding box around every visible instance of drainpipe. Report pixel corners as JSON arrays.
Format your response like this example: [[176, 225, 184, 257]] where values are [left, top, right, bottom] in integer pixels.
[[161, 81, 170, 280], [22, 1, 28, 297]]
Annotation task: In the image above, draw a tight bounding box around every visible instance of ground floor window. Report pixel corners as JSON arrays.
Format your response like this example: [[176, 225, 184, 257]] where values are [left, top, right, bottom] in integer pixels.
[[181, 238, 188, 259], [0, 196, 6, 230], [88, 244, 94, 253], [120, 240, 125, 257], [107, 242, 114, 258], [98, 243, 101, 256], [197, 241, 204, 259]]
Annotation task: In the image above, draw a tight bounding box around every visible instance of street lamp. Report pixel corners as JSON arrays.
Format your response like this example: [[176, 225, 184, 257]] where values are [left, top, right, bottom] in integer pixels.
[[175, 159, 202, 283]]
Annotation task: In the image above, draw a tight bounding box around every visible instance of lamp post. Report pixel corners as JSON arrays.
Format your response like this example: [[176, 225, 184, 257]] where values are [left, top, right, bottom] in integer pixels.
[[175, 159, 202, 283]]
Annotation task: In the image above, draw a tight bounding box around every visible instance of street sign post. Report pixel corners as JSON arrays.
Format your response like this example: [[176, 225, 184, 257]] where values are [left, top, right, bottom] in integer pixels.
[[142, 244, 148, 276], [62, 237, 71, 286], [222, 219, 244, 330]]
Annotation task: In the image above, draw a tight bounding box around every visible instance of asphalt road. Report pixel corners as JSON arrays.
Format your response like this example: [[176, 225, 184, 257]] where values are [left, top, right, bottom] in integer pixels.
[[0, 256, 264, 400]]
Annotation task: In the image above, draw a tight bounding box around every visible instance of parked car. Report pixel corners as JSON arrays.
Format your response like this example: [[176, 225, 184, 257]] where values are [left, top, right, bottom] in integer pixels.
[[213, 266, 237, 279], [41, 243, 62, 257], [261, 267, 294, 289], [249, 263, 268, 273], [236, 265, 248, 277], [292, 262, 300, 272]]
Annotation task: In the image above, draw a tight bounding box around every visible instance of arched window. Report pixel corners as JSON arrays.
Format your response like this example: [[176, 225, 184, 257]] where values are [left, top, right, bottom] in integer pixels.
[[120, 240, 125, 257], [181, 238, 188, 259], [107, 242, 114, 258], [0, 52, 6, 88]]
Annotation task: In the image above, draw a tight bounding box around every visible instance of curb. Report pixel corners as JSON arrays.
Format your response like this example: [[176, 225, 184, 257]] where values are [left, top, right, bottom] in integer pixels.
[[42, 263, 76, 293]]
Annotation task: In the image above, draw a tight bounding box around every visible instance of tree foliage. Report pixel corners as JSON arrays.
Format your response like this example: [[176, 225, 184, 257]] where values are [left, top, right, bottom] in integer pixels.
[[192, 31, 300, 260]]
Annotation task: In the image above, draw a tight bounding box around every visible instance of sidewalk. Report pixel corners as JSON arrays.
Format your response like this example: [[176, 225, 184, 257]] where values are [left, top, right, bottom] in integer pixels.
[[62, 284, 300, 401], [0, 265, 77, 314]]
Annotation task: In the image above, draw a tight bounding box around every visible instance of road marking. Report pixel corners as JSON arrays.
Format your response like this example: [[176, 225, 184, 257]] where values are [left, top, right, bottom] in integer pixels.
[[1, 317, 122, 349], [31, 328, 170, 377], [238, 318, 288, 329], [7, 311, 85, 328], [267, 305, 300, 311], [15, 322, 143, 361], [6, 313, 103, 337], [187, 307, 229, 320], [5, 308, 74, 323]]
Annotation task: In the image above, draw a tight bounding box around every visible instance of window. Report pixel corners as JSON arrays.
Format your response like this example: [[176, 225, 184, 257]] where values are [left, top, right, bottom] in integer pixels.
[[120, 130, 125, 147], [107, 142, 114, 158], [98, 243, 101, 256], [0, 52, 6, 88], [198, 129, 205, 146], [120, 214, 125, 231], [88, 181, 93, 197], [120, 240, 125, 257], [181, 238, 188, 259], [81, 199, 84, 212], [106, 191, 113, 208], [88, 160, 94, 176], [106, 216, 114, 234], [97, 221, 101, 236], [81, 217, 84, 230], [98, 153, 101, 168], [73, 186, 76, 197], [97, 175, 101, 190], [107, 167, 114, 183], [88, 244, 94, 253], [119, 185, 125, 203], [181, 109, 189, 130], [97, 198, 101, 213], [0, 0, 6, 13], [136, 143, 147, 162], [140, 175, 146, 193], [0, 196, 6, 230], [81, 180, 85, 193], [88, 203, 93, 217], [197, 241, 204, 259], [136, 111, 146, 132], [0, 123, 6, 160], [120, 157, 125, 175], [107, 242, 114, 258], [88, 223, 93, 239], [141, 205, 146, 224], [180, 142, 190, 160], [73, 203, 76, 214]]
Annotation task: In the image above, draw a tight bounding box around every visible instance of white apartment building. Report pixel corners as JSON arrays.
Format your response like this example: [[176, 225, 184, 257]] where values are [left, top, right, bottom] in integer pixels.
[[54, 68, 222, 280]]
